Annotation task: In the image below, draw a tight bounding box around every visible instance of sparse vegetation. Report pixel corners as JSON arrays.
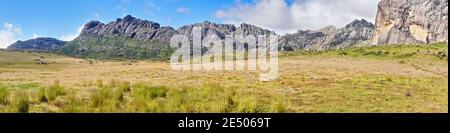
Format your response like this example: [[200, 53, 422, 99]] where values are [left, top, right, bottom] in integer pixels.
[[0, 84, 9, 105], [282, 42, 448, 61], [37, 88, 48, 103], [90, 85, 114, 108], [14, 92, 30, 113], [0, 43, 447, 112], [46, 81, 65, 101], [133, 83, 168, 99]]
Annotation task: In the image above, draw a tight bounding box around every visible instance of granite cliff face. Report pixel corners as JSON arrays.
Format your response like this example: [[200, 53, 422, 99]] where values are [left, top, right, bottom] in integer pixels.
[[280, 19, 375, 50], [76, 16, 276, 46], [176, 21, 236, 40], [176, 21, 275, 39], [63, 16, 277, 59], [373, 0, 448, 45], [7, 37, 66, 52], [78, 15, 177, 43], [176, 21, 276, 51]]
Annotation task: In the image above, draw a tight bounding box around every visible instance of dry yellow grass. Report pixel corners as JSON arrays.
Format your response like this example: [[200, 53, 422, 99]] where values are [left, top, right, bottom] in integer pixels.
[[0, 43, 448, 112]]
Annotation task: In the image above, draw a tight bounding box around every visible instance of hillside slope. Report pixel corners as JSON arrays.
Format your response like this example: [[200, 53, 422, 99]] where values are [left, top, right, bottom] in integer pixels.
[[7, 37, 66, 52]]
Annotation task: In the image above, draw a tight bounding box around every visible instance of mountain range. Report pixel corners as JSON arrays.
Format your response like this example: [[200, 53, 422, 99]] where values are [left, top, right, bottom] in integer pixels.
[[7, 0, 448, 59]]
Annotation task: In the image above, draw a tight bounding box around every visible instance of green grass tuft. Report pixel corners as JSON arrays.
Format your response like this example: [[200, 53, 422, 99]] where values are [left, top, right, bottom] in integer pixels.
[[14, 92, 30, 113], [46, 81, 65, 101], [0, 84, 9, 105]]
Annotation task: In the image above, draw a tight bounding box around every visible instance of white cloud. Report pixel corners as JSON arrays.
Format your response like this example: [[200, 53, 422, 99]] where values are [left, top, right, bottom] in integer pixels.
[[215, 0, 380, 34], [61, 25, 84, 41], [0, 22, 22, 48], [32, 34, 41, 39], [177, 7, 191, 15]]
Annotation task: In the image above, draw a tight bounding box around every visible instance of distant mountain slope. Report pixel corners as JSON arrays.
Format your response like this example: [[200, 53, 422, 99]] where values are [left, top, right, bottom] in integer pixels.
[[7, 37, 66, 52], [61, 35, 174, 60], [280, 19, 375, 50]]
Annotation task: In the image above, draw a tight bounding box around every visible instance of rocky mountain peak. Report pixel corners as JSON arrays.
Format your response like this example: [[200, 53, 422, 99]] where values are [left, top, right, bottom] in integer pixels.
[[319, 26, 338, 35], [346, 19, 374, 29], [78, 15, 176, 42], [238, 23, 276, 36], [81, 21, 103, 34], [122, 15, 136, 22], [194, 21, 236, 31], [280, 19, 375, 51]]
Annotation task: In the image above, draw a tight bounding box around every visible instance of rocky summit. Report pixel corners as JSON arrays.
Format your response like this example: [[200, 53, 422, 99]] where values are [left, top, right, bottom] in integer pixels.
[[373, 0, 448, 45], [176, 21, 276, 42], [79, 15, 177, 43], [280, 19, 375, 51]]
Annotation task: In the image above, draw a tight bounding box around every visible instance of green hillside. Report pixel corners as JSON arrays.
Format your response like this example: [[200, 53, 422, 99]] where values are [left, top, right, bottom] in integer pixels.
[[60, 35, 175, 60]]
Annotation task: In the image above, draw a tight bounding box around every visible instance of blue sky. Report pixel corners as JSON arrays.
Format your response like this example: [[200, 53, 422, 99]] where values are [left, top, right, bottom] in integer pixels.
[[0, 0, 379, 48], [0, 0, 238, 42]]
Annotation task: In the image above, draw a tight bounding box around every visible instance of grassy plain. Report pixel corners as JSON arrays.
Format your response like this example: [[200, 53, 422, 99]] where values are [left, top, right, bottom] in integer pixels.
[[0, 43, 447, 113]]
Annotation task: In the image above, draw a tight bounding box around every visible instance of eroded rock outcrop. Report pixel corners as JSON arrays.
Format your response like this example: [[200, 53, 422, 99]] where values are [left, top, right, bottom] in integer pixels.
[[176, 21, 277, 51], [373, 0, 448, 45], [280, 19, 375, 50], [79, 15, 177, 43], [176, 21, 276, 40]]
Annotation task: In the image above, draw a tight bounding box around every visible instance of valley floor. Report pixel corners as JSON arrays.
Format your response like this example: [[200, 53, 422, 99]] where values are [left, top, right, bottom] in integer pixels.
[[0, 43, 448, 113]]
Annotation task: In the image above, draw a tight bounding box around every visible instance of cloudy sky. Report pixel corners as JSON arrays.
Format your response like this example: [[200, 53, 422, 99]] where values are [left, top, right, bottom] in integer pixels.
[[0, 0, 380, 48]]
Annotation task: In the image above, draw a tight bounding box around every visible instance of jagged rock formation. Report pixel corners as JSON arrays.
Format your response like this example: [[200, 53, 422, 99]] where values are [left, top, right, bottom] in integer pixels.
[[63, 16, 277, 59], [175, 21, 277, 53], [280, 19, 375, 50], [236, 23, 276, 36], [78, 15, 177, 43], [373, 0, 448, 45], [60, 15, 179, 59], [176, 21, 275, 39], [9, 16, 375, 58], [7, 37, 66, 52], [176, 21, 236, 40]]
